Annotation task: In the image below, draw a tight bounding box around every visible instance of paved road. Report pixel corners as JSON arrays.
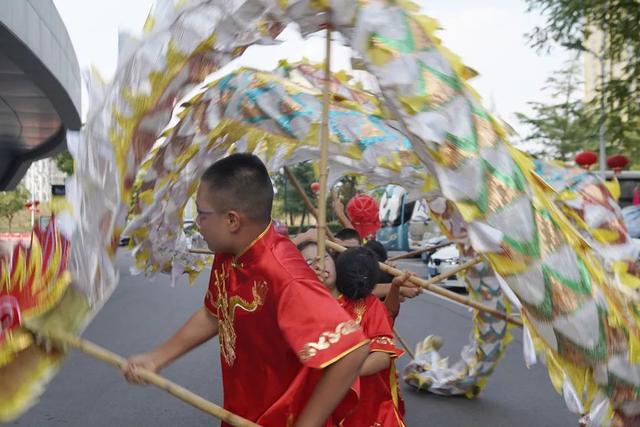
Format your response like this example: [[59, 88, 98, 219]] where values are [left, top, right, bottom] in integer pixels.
[[11, 252, 578, 426]]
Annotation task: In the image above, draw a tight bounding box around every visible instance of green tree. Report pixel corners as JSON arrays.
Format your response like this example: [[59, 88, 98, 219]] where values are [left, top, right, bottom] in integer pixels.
[[273, 162, 316, 229], [516, 58, 598, 161], [54, 150, 74, 175], [273, 163, 367, 230], [525, 0, 640, 164], [334, 175, 359, 205], [0, 186, 30, 231]]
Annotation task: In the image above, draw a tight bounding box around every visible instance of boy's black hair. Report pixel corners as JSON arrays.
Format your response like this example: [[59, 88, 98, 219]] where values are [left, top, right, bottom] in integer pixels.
[[363, 240, 388, 262], [335, 247, 380, 300], [201, 153, 273, 224], [335, 228, 362, 244], [362, 240, 394, 283]]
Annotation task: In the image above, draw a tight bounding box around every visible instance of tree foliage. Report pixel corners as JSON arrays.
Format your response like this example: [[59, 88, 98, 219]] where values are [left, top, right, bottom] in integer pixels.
[[273, 162, 316, 228], [54, 150, 74, 176], [517, 58, 598, 161], [272, 162, 362, 229], [525, 0, 640, 164], [0, 186, 30, 231]]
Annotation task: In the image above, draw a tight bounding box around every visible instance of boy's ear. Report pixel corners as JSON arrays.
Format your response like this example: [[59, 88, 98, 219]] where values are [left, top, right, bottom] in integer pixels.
[[227, 210, 241, 232]]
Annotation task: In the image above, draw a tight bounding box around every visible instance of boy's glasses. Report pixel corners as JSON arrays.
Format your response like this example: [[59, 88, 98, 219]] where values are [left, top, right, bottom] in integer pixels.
[[196, 208, 218, 216], [196, 208, 222, 223]]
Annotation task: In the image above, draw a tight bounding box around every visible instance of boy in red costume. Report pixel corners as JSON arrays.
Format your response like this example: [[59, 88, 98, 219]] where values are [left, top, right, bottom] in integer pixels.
[[298, 241, 408, 426], [334, 247, 407, 427], [123, 154, 369, 426]]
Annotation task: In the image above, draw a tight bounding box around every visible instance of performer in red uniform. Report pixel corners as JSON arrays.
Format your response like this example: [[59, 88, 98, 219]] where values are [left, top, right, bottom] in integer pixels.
[[334, 247, 407, 427], [123, 154, 369, 426]]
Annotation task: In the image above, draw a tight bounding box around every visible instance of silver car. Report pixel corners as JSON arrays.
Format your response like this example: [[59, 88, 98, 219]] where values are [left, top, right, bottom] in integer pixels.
[[425, 242, 465, 290]]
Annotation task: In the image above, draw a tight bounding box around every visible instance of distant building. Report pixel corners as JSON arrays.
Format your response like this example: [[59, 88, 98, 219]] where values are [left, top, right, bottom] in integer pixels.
[[21, 158, 66, 203], [583, 28, 631, 103], [583, 29, 604, 103]]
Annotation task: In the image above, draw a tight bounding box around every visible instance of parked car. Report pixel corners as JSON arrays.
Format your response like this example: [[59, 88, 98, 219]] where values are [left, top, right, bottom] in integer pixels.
[[408, 199, 440, 251], [183, 219, 197, 236], [605, 171, 640, 208], [377, 185, 411, 251], [622, 205, 640, 239], [424, 240, 465, 289], [420, 236, 449, 263], [377, 185, 440, 252]]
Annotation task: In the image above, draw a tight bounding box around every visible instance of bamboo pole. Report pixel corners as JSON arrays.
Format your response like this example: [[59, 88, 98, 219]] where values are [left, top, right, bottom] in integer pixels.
[[189, 248, 214, 255], [393, 326, 415, 359], [387, 241, 453, 262], [282, 167, 335, 240], [43, 330, 258, 427], [325, 240, 523, 327], [317, 18, 332, 272], [284, 167, 318, 218]]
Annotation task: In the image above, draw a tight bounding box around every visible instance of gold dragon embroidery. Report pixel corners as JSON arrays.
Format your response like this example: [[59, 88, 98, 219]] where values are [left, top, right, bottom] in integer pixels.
[[352, 300, 367, 325], [213, 264, 268, 366]]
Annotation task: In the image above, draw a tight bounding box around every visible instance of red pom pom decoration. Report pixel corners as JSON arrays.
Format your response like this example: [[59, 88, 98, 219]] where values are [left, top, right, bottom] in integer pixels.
[[575, 151, 598, 169], [606, 154, 629, 172], [310, 182, 320, 194], [346, 194, 381, 239]]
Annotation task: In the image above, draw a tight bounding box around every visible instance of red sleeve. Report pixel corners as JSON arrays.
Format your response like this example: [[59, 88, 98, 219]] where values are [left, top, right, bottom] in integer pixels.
[[362, 297, 404, 358], [277, 278, 369, 369]]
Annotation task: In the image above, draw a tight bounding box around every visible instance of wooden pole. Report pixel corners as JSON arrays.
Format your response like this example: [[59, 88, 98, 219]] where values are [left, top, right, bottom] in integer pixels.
[[43, 330, 258, 427], [387, 241, 453, 262], [188, 248, 214, 255], [282, 168, 335, 240], [393, 326, 415, 359], [317, 18, 332, 272], [283, 166, 315, 215], [325, 240, 523, 327]]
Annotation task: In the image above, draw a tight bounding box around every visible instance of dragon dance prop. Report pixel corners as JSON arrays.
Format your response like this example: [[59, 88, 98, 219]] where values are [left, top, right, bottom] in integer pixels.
[[0, 1, 638, 426], [0, 219, 76, 420]]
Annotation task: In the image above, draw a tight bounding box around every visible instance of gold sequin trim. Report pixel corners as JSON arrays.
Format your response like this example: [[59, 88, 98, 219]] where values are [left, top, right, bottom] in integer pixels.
[[373, 336, 395, 346], [298, 320, 360, 361]]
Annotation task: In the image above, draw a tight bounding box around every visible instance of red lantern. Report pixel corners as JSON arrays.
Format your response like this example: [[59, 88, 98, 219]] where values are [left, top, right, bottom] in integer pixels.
[[575, 151, 598, 170], [310, 182, 320, 194], [346, 194, 381, 239], [607, 154, 629, 175], [24, 200, 40, 211]]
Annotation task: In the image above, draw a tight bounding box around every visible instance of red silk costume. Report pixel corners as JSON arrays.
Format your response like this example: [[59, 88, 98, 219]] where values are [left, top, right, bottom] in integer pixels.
[[337, 294, 405, 427], [203, 224, 369, 426]]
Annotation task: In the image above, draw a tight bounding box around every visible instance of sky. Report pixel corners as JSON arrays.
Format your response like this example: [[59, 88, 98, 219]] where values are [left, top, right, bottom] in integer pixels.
[[53, 0, 572, 144]]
